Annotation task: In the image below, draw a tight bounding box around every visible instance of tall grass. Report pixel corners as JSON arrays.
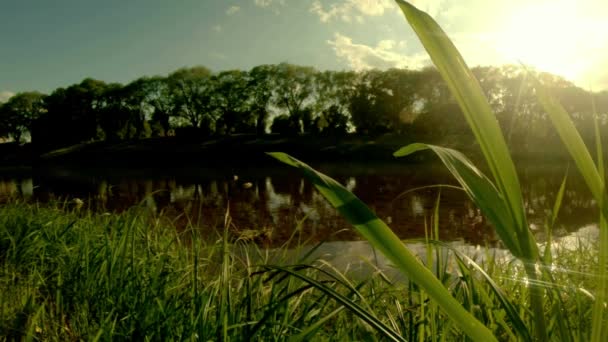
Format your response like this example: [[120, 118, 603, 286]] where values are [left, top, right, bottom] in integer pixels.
[[269, 0, 608, 340], [0, 202, 398, 340], [0, 201, 601, 340]]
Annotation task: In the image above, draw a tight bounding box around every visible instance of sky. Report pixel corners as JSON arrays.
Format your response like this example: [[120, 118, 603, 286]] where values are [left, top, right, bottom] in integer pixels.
[[1, 0, 608, 100]]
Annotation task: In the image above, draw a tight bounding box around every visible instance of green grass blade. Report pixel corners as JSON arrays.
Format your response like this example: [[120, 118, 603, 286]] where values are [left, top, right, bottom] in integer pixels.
[[544, 170, 568, 265], [393, 2, 547, 338], [550, 170, 568, 229], [395, 143, 526, 258], [592, 95, 608, 342], [394, 0, 530, 257], [534, 83, 608, 341], [289, 307, 344, 342], [427, 240, 533, 342], [268, 152, 498, 342], [263, 265, 405, 342], [535, 86, 606, 216]]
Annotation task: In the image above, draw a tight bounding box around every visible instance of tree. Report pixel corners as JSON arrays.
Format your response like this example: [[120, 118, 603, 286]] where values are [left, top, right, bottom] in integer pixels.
[[96, 82, 152, 142], [0, 91, 45, 143], [349, 70, 391, 135], [273, 63, 316, 133], [97, 83, 128, 142], [248, 65, 276, 135], [271, 114, 300, 134], [212, 70, 254, 134], [314, 70, 357, 134], [121, 77, 154, 139], [32, 78, 106, 149], [130, 76, 179, 137], [167, 66, 215, 134], [371, 68, 420, 133], [313, 104, 349, 135]]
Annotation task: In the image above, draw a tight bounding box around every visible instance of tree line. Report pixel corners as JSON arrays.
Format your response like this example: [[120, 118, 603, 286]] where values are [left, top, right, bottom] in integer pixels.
[[1, 63, 607, 152]]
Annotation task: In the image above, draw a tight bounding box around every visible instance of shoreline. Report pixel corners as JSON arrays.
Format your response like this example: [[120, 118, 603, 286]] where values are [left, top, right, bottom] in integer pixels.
[[0, 133, 575, 170]]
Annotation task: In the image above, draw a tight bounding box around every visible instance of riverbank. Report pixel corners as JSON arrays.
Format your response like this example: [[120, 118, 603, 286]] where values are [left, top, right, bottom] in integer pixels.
[[0, 132, 575, 169], [0, 202, 598, 340]]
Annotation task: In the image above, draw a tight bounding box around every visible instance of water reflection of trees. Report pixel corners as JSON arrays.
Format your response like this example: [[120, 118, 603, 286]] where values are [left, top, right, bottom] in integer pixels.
[[0, 178, 33, 201], [2, 164, 602, 246]]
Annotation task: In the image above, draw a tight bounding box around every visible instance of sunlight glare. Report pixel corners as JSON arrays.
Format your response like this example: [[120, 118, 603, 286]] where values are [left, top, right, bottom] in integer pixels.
[[497, 2, 589, 81]]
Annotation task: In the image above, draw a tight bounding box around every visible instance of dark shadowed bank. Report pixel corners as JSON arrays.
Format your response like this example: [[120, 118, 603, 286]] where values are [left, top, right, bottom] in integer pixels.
[[0, 132, 578, 170]]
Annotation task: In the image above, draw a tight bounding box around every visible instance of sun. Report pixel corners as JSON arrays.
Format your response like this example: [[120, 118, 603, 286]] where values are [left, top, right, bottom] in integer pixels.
[[496, 2, 589, 82]]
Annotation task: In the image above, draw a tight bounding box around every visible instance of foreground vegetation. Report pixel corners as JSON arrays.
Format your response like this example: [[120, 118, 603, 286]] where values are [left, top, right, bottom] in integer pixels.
[[2, 1, 608, 340], [0, 202, 600, 341], [266, 1, 608, 340]]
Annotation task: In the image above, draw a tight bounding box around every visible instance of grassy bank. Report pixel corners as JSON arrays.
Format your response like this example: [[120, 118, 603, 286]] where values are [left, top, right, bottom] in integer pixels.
[[0, 202, 599, 340]]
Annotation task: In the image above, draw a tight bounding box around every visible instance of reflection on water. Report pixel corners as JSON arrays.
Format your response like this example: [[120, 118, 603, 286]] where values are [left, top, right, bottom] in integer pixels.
[[256, 223, 599, 282], [0, 162, 598, 247], [0, 178, 33, 197]]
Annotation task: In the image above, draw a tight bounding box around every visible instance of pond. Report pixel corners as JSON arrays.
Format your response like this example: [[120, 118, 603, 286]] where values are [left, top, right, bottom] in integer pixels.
[[0, 161, 597, 249]]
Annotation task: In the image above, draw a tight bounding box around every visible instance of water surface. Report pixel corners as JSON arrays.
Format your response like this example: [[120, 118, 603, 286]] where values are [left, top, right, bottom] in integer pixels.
[[0, 161, 596, 247]]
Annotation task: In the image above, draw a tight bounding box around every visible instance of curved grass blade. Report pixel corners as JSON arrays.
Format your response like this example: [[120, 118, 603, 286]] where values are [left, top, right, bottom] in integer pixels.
[[268, 152, 497, 342], [593, 103, 608, 342], [393, 0, 531, 257], [395, 143, 525, 258], [534, 83, 608, 341], [263, 265, 406, 342], [393, 1, 546, 338], [535, 85, 607, 216], [289, 307, 345, 342], [426, 239, 533, 342]]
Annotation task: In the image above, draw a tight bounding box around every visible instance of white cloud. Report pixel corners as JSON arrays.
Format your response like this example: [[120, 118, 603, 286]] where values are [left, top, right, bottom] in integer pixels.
[[377, 39, 395, 50], [310, 0, 394, 23], [253, 0, 286, 14], [209, 51, 227, 60], [351, 0, 393, 16], [327, 32, 429, 70], [254, 0, 272, 7], [212, 25, 222, 33], [409, 0, 446, 17], [226, 6, 240, 15], [0, 91, 14, 103]]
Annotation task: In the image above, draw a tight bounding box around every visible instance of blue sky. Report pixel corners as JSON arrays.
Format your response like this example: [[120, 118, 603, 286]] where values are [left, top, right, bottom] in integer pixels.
[[2, 0, 607, 101]]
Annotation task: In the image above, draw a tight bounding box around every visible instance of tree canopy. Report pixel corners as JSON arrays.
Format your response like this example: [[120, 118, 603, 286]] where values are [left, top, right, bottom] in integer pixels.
[[1, 63, 605, 154]]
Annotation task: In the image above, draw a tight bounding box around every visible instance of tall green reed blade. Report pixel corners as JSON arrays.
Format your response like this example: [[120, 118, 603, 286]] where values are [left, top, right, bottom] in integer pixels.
[[394, 144, 522, 257], [267, 152, 497, 342], [535, 86, 607, 214], [393, 1, 546, 339], [393, 0, 531, 255], [536, 85, 608, 341], [592, 99, 608, 342]]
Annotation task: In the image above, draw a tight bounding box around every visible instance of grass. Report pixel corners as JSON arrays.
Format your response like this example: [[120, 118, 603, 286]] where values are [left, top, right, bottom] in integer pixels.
[[0, 201, 601, 341], [268, 0, 608, 340], [2, 0, 607, 340]]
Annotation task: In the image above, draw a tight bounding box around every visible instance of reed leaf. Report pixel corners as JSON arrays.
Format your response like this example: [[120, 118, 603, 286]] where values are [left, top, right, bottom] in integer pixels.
[[394, 143, 524, 257], [393, 0, 532, 259], [533, 81, 608, 341], [267, 152, 497, 342], [393, 1, 547, 338], [535, 86, 606, 214]]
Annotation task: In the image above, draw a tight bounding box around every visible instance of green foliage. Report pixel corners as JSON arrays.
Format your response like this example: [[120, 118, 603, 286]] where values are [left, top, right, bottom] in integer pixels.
[[271, 114, 301, 135], [268, 152, 497, 341], [33, 78, 107, 149], [166, 66, 215, 132], [0, 92, 45, 143], [4, 58, 607, 152], [266, 1, 607, 340], [0, 201, 601, 340]]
